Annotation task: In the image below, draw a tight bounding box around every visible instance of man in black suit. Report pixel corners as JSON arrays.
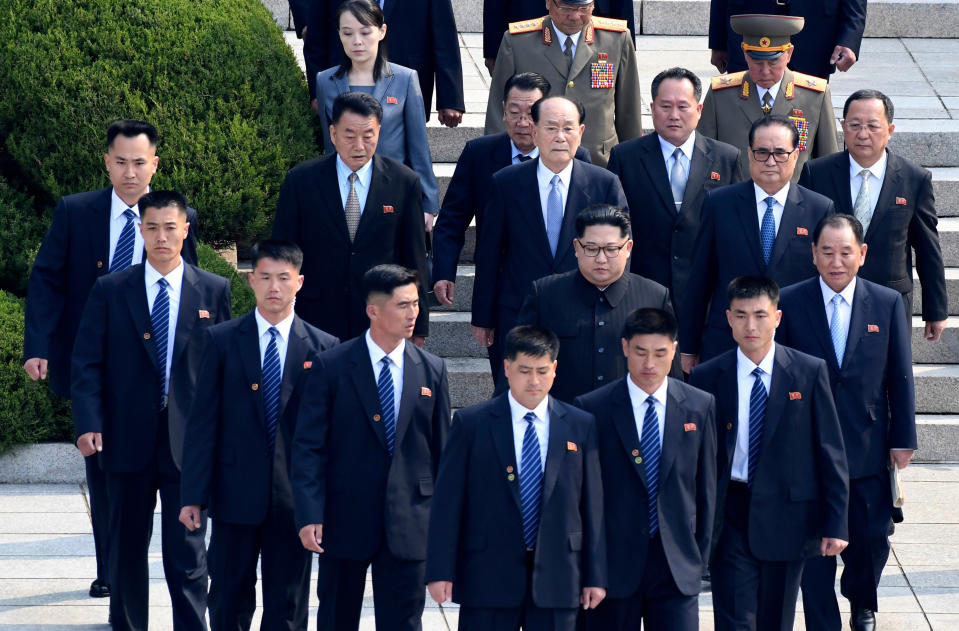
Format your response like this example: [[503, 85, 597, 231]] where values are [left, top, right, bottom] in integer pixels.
[[426, 325, 606, 630], [799, 90, 949, 343], [516, 205, 676, 401], [179, 240, 339, 631], [432, 72, 592, 307], [471, 96, 628, 380], [292, 265, 451, 631], [608, 67, 742, 311], [273, 92, 430, 343], [71, 191, 231, 631], [688, 275, 849, 631], [22, 120, 199, 600], [574, 308, 716, 630], [778, 215, 916, 631], [680, 115, 835, 372]]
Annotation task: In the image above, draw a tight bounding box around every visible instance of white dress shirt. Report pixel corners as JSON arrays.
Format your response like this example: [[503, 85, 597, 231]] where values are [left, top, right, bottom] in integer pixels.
[[551, 24, 581, 60], [731, 343, 776, 482], [366, 330, 405, 420], [335, 154, 374, 215], [144, 259, 184, 389], [849, 151, 888, 220], [658, 131, 696, 181], [537, 158, 573, 230], [754, 181, 790, 237], [108, 188, 146, 267], [820, 275, 856, 337], [254, 308, 294, 375], [756, 77, 784, 109], [508, 391, 549, 473], [511, 139, 540, 164], [627, 376, 668, 449]]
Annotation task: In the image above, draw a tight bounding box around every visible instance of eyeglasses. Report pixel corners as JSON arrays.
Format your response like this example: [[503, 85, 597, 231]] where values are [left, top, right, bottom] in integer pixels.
[[505, 111, 533, 123], [844, 122, 885, 134], [552, 0, 594, 15], [750, 147, 796, 163], [576, 240, 629, 257]]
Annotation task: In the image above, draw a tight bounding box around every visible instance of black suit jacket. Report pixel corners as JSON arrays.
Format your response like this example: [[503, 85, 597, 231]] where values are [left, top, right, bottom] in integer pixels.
[[425, 394, 606, 608], [516, 270, 678, 402], [432, 132, 591, 283], [272, 153, 430, 340], [180, 312, 339, 526], [71, 263, 231, 473], [689, 345, 849, 561], [799, 150, 948, 322], [607, 133, 743, 308], [23, 187, 199, 398], [680, 180, 835, 360], [292, 336, 451, 561], [778, 277, 916, 479], [574, 377, 717, 597], [288, 0, 311, 36], [471, 158, 628, 331]]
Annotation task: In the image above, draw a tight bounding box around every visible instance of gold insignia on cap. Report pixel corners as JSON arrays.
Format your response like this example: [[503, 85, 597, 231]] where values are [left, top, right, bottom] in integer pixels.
[[759, 36, 771, 47]]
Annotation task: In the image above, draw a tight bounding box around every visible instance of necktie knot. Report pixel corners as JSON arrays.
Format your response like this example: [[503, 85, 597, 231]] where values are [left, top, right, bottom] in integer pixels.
[[517, 154, 532, 162], [764, 196, 775, 211], [523, 411, 537, 426], [832, 293, 843, 307], [123, 208, 136, 222], [268, 326, 279, 340], [157, 277, 169, 290], [381, 356, 392, 369], [751, 366, 764, 379], [672, 147, 684, 161], [349, 171, 358, 183], [550, 174, 561, 188], [859, 168, 871, 181], [564, 36, 573, 53]]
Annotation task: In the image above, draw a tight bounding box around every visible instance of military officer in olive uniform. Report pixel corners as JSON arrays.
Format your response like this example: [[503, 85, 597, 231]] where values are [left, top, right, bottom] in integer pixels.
[[699, 14, 839, 181], [484, 0, 643, 167]]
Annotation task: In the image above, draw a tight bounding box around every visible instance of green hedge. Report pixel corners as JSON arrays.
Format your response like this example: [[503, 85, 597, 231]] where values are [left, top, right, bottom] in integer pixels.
[[197, 242, 256, 317], [0, 0, 317, 246], [0, 176, 46, 297]]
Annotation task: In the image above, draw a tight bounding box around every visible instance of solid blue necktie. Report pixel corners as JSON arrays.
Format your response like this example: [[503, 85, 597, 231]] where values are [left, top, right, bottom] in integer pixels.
[[520, 412, 543, 549], [760, 196, 776, 264], [546, 175, 563, 257], [747, 367, 767, 487], [830, 294, 847, 367], [641, 395, 661, 536], [262, 327, 281, 456], [151, 278, 170, 408], [378, 357, 396, 454], [110, 208, 137, 272]]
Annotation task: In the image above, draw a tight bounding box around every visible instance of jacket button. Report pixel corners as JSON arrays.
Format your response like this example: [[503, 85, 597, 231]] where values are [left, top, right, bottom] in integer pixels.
[[568, 80, 575, 88], [597, 375, 604, 381], [597, 347, 604, 353]]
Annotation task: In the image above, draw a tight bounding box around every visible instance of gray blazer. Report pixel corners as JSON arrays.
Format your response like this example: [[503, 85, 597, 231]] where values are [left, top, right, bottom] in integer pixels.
[[316, 62, 439, 214]]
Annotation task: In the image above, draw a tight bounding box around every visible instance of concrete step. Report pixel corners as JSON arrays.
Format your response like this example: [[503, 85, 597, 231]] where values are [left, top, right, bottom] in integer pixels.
[[939, 218, 959, 266], [447, 357, 494, 409], [433, 266, 475, 312], [916, 415, 959, 462], [914, 268, 959, 317], [915, 365, 959, 414], [911, 316, 959, 362]]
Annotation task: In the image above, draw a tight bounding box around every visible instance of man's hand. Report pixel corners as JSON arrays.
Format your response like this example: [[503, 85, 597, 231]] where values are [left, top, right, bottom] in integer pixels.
[[438, 109, 463, 128], [890, 449, 914, 470], [311, 98, 319, 114], [179, 505, 202, 531], [581, 587, 606, 609], [434, 280, 455, 306], [471, 326, 494, 348], [681, 353, 700, 374], [830, 45, 857, 72], [412, 335, 427, 348], [484, 58, 495, 76], [424, 212, 436, 233], [23, 358, 48, 381], [76, 432, 102, 457], [299, 524, 324, 553], [821, 537, 848, 556], [428, 581, 453, 604], [925, 319, 947, 342], [711, 49, 729, 73]]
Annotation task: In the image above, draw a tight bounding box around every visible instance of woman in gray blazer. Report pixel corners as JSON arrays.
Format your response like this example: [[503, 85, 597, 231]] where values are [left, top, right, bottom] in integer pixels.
[[316, 0, 440, 227]]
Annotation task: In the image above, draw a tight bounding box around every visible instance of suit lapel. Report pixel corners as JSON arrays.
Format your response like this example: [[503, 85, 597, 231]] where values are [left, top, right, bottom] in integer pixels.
[[541, 397, 567, 507], [497, 133, 515, 165], [771, 73, 793, 117], [760, 347, 793, 457], [801, 279, 840, 372], [357, 156, 389, 239], [658, 379, 685, 484], [278, 316, 311, 420], [543, 19, 573, 78], [866, 152, 901, 243], [524, 161, 554, 262], [718, 356, 740, 467], [680, 135, 711, 211], [736, 77, 764, 126], [568, 29, 592, 81], [555, 161, 591, 264], [372, 65, 396, 106], [237, 313, 266, 424], [126, 266, 160, 372], [489, 396, 523, 512], [95, 189, 113, 274], [841, 280, 870, 371], [394, 342, 420, 450], [610, 380, 646, 486], [831, 152, 855, 215], [350, 339, 387, 450], [170, 264, 200, 370], [735, 184, 765, 269], [321, 156, 351, 242], [639, 136, 677, 213], [769, 184, 803, 271]]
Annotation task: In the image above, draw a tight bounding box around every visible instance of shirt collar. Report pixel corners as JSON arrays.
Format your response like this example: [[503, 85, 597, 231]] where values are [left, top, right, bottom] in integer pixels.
[[756, 77, 784, 101], [657, 131, 696, 163], [849, 150, 888, 180], [335, 154, 374, 188], [754, 181, 790, 208], [576, 268, 629, 304], [510, 138, 539, 161], [365, 329, 406, 367], [144, 258, 184, 293], [737, 343, 776, 378], [551, 24, 581, 48], [254, 308, 295, 343], [537, 157, 574, 190], [508, 390, 550, 424], [111, 187, 149, 220], [626, 373, 669, 409], [819, 275, 857, 309]]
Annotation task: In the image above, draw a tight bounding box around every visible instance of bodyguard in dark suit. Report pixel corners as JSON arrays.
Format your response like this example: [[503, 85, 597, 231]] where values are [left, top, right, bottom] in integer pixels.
[[23, 120, 198, 601], [471, 96, 628, 380], [688, 276, 849, 631], [516, 205, 676, 402], [799, 90, 949, 343], [432, 72, 592, 306], [272, 92, 430, 343], [680, 115, 834, 371], [608, 67, 742, 310], [71, 191, 231, 631], [777, 215, 916, 631], [293, 265, 451, 631], [179, 241, 339, 631], [574, 308, 716, 631], [426, 325, 606, 631]]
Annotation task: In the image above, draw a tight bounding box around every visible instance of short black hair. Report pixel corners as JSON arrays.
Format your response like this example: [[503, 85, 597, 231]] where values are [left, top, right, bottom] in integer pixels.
[[251, 239, 304, 272], [575, 204, 630, 239], [813, 213, 865, 246], [651, 67, 702, 102], [503, 72, 552, 102], [748, 114, 799, 151], [106, 120, 158, 148], [363, 264, 418, 302], [332, 91, 384, 125], [843, 89, 895, 123], [621, 308, 678, 342], [727, 275, 780, 307], [504, 325, 560, 362], [531, 96, 586, 127], [138, 190, 187, 218]]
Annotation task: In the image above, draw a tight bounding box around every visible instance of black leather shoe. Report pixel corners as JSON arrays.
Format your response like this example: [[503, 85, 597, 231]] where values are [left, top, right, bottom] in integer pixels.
[[850, 607, 876, 631], [89, 578, 110, 598]]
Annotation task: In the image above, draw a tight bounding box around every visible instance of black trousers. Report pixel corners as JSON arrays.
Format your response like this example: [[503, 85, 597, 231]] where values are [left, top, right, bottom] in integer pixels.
[[582, 535, 698, 631], [316, 544, 425, 631], [85, 452, 111, 583], [712, 482, 805, 631], [105, 416, 208, 631], [801, 474, 892, 630]]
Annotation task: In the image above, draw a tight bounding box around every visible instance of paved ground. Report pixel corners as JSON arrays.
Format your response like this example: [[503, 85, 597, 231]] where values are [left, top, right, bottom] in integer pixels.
[[0, 463, 956, 629]]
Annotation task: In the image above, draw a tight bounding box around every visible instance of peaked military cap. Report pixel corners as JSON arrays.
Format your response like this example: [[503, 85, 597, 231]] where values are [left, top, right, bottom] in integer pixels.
[[731, 14, 805, 60]]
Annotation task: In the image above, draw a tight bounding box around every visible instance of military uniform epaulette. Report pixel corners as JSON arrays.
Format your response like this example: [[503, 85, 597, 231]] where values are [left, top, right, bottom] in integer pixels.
[[591, 16, 628, 32], [711, 71, 747, 91], [509, 16, 545, 34], [791, 71, 828, 93]]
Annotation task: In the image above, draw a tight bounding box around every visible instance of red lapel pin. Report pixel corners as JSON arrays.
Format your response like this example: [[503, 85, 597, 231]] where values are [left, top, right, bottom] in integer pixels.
[[796, 227, 808, 236], [684, 423, 697, 432], [896, 197, 907, 205], [198, 309, 210, 319], [868, 324, 879, 333], [567, 441, 578, 452], [383, 205, 395, 214], [386, 96, 398, 104], [303, 361, 313, 369], [789, 392, 802, 400], [421, 387, 432, 397], [710, 171, 721, 181]]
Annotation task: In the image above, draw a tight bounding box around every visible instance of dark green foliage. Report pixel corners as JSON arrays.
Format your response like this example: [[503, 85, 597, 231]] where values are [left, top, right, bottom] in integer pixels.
[[0, 176, 46, 297], [197, 242, 256, 317]]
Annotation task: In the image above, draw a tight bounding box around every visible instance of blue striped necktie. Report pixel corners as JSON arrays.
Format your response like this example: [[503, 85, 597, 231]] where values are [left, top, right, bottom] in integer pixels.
[[520, 412, 543, 549], [377, 357, 396, 454], [151, 278, 170, 408], [641, 395, 661, 536], [262, 327, 281, 456], [747, 367, 767, 487], [760, 196, 776, 264], [830, 294, 847, 366], [110, 208, 137, 272], [546, 175, 563, 257]]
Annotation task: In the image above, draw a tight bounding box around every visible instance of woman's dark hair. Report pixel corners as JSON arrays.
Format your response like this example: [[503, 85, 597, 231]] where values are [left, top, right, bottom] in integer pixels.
[[335, 0, 389, 82]]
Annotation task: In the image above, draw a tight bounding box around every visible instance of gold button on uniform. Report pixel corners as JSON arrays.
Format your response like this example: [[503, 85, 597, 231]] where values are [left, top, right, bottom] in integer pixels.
[[568, 80, 575, 88]]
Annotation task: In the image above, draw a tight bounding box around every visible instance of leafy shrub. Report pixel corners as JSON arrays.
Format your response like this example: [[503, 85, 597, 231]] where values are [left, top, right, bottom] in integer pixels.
[[197, 242, 256, 317], [0, 176, 46, 297]]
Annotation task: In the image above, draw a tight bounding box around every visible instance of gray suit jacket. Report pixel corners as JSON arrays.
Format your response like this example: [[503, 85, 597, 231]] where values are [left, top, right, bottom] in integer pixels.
[[316, 62, 439, 214]]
